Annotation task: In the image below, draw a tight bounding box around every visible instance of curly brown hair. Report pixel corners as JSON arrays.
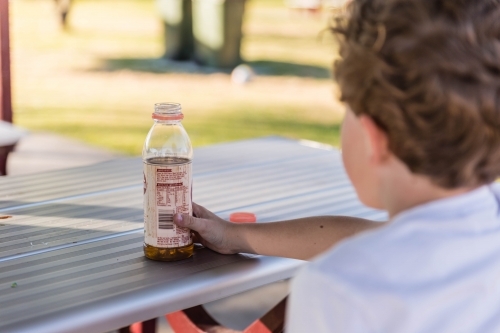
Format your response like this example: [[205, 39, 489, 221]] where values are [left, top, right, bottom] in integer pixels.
[[332, 0, 500, 188]]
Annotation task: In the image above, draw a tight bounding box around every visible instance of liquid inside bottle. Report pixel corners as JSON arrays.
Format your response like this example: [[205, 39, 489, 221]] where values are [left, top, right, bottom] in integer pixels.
[[143, 103, 194, 261]]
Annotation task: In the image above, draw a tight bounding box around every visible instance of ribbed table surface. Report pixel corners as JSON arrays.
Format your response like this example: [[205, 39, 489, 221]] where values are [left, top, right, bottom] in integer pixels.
[[0, 137, 386, 333]]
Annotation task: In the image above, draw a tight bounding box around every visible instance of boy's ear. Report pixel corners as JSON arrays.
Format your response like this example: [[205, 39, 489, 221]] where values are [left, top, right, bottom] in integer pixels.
[[359, 115, 390, 164]]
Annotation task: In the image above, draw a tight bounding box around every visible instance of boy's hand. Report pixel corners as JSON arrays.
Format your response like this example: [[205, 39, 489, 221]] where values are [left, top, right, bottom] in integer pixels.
[[174, 203, 239, 255]]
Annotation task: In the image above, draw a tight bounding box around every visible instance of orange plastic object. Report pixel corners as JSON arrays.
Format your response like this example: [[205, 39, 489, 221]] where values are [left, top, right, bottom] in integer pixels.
[[166, 297, 287, 333], [151, 112, 184, 121], [229, 212, 256, 223]]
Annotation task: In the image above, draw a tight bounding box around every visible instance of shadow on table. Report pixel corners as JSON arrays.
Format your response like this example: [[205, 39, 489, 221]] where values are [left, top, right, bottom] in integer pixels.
[[2, 202, 143, 222], [0, 202, 143, 258], [89, 57, 331, 79]]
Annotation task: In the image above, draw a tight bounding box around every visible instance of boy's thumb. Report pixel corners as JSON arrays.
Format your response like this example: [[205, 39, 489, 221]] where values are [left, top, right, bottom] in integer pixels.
[[174, 213, 199, 230]]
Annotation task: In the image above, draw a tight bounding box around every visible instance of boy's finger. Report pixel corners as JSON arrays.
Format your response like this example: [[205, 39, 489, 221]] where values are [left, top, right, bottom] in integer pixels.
[[191, 232, 202, 244], [192, 203, 209, 219], [174, 213, 207, 234], [192, 203, 202, 218]]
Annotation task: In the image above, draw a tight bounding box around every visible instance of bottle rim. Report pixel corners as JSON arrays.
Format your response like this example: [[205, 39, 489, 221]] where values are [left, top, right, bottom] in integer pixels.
[[153, 103, 184, 120]]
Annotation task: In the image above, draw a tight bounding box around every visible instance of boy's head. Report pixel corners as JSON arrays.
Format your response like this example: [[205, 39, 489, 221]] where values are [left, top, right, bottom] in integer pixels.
[[333, 0, 500, 196]]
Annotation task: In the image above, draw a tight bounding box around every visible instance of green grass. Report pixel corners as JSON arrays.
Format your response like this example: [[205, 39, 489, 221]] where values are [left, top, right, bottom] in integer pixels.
[[20, 105, 340, 154], [11, 0, 344, 155]]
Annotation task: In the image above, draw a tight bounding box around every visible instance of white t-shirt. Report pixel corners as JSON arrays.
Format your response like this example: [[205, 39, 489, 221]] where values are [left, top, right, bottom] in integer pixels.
[[287, 184, 500, 333]]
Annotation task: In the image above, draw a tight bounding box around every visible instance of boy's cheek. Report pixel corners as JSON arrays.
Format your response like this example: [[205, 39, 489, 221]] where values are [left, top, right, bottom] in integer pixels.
[[341, 116, 367, 196], [343, 150, 385, 209], [340, 111, 365, 184], [341, 113, 384, 210]]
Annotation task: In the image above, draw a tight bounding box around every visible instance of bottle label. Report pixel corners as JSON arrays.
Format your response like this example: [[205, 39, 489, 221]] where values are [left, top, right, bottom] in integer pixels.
[[143, 161, 192, 248]]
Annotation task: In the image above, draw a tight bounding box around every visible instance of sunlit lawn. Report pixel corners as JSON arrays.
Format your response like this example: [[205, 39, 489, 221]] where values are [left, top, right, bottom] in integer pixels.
[[11, 0, 344, 155]]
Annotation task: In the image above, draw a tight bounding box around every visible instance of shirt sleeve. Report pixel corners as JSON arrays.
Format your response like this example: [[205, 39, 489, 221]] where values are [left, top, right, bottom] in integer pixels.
[[286, 265, 374, 333], [489, 182, 500, 195]]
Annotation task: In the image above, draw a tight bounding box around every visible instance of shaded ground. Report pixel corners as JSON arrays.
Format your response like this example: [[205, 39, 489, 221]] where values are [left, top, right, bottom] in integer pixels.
[[8, 132, 117, 175], [93, 57, 331, 79]]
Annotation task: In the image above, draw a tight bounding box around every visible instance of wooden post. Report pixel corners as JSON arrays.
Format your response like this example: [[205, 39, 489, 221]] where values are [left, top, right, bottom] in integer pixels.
[[0, 0, 12, 123]]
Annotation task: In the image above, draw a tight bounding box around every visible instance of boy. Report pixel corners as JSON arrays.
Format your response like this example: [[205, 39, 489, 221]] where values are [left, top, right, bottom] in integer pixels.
[[174, 0, 500, 331]]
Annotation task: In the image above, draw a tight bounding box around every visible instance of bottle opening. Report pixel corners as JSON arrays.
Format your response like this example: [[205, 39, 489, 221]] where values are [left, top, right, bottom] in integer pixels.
[[153, 103, 184, 121]]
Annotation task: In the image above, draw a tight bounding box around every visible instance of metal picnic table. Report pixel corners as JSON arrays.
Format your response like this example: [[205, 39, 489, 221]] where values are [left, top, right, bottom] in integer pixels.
[[0, 137, 386, 333]]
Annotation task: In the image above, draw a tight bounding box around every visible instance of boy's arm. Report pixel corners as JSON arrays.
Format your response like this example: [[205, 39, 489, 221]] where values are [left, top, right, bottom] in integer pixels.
[[174, 203, 386, 260]]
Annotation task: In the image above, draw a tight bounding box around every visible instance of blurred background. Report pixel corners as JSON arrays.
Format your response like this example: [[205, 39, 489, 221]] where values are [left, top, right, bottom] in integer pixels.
[[9, 0, 345, 156], [3, 1, 347, 331]]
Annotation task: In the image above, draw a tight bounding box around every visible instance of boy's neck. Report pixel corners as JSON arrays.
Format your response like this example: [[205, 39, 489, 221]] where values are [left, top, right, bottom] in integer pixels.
[[381, 162, 476, 219]]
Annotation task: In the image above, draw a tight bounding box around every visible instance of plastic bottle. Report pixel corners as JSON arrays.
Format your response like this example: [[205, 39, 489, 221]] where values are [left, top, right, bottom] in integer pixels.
[[143, 103, 194, 261]]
